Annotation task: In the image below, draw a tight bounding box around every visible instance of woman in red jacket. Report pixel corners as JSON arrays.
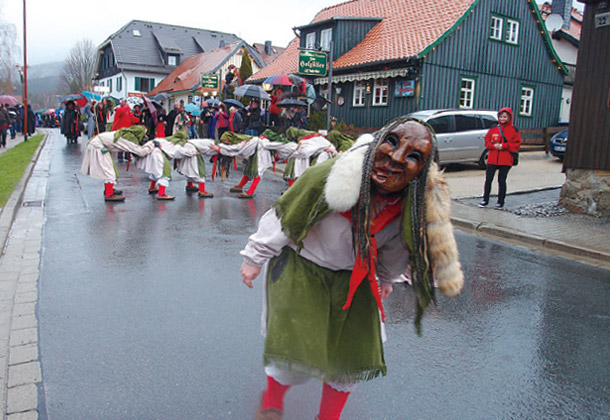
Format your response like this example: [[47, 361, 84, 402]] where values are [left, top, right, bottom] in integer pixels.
[[479, 107, 521, 209]]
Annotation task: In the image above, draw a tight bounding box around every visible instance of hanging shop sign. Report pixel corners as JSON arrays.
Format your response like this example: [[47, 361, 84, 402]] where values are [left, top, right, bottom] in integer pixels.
[[298, 50, 328, 77]]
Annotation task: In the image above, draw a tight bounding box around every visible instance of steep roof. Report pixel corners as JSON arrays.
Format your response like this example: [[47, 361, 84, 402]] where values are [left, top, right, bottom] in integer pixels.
[[252, 0, 567, 81], [251, 0, 475, 80], [100, 20, 241, 73], [149, 41, 263, 95], [252, 43, 286, 66]]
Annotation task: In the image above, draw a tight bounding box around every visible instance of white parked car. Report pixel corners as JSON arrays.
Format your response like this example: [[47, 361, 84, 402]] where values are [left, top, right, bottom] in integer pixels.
[[406, 109, 498, 168]]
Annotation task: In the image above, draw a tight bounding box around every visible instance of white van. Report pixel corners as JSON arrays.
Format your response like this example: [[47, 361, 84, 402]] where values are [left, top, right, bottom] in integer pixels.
[[406, 109, 498, 168]]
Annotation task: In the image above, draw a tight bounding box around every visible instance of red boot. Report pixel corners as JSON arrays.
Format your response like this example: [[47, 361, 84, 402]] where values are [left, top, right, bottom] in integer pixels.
[[157, 185, 175, 200], [148, 180, 158, 194], [186, 181, 198, 192], [104, 183, 124, 202], [198, 182, 213, 198], [231, 175, 249, 192]]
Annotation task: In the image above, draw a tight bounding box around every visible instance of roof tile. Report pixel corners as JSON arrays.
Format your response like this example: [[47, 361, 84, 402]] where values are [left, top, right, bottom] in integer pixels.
[[251, 0, 474, 80]]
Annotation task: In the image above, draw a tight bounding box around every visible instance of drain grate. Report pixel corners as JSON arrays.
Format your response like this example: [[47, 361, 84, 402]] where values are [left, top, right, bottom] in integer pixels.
[[22, 200, 43, 207]]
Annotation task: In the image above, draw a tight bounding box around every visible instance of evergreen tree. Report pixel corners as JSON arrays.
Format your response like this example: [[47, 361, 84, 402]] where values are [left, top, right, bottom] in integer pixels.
[[239, 49, 253, 83]]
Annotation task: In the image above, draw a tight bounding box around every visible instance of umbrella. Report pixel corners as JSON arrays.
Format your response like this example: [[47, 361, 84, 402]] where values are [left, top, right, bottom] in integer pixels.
[[277, 99, 308, 107], [142, 96, 158, 125], [184, 103, 199, 113], [264, 74, 293, 86], [289, 74, 308, 85], [80, 91, 102, 102], [45, 108, 56, 114], [204, 98, 221, 108], [127, 96, 143, 108], [189, 109, 202, 116], [0, 95, 19, 105], [223, 98, 244, 108], [151, 93, 170, 101], [233, 84, 271, 101], [63, 93, 88, 107]]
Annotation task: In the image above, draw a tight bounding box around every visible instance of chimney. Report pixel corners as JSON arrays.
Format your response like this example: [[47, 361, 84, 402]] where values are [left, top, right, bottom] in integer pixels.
[[551, 0, 572, 30], [264, 41, 272, 55]]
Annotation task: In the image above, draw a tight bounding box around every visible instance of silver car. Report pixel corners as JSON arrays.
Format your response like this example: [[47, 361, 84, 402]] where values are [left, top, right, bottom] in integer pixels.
[[406, 109, 498, 168]]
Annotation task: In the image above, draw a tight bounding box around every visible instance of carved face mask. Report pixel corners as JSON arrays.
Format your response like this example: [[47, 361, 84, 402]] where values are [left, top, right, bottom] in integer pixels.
[[371, 121, 433, 195]]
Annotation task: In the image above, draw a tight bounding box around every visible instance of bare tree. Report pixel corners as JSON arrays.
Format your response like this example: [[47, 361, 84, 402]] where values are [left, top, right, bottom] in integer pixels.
[[0, 4, 19, 94], [59, 39, 97, 93]]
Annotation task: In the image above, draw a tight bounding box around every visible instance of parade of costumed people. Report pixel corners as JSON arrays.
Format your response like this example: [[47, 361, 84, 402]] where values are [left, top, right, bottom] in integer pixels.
[[80, 125, 156, 202], [70, 67, 374, 207], [240, 117, 464, 420]]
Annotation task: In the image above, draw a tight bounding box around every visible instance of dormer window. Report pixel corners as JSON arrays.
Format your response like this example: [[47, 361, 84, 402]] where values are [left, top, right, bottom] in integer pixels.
[[305, 32, 316, 49], [320, 28, 332, 51], [133, 29, 141, 37], [168, 55, 177, 66]]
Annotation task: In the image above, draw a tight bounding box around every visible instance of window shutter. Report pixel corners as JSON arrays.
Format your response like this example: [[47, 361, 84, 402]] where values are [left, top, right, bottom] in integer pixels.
[[135, 77, 140, 91], [150, 78, 155, 90]]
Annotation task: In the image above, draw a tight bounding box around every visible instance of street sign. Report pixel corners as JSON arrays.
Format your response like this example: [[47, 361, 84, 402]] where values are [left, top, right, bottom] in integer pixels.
[[298, 50, 328, 76], [595, 12, 609, 28], [201, 74, 219, 89]]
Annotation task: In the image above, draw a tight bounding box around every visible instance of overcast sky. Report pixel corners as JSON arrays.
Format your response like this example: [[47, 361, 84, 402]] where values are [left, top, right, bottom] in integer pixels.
[[2, 0, 585, 66], [2, 0, 335, 65]]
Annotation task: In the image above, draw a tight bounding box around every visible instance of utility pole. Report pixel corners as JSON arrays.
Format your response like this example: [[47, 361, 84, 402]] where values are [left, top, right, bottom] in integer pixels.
[[326, 41, 333, 132], [22, 0, 28, 141]]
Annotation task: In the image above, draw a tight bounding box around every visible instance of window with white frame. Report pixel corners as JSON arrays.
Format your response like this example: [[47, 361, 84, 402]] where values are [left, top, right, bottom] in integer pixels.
[[305, 32, 316, 49], [520, 86, 534, 116], [459, 77, 476, 109], [505, 19, 520, 44], [320, 29, 332, 51], [372, 79, 388, 106], [490, 15, 503, 40], [108, 78, 112, 93], [168, 55, 177, 66], [116, 76, 122, 92], [353, 81, 365, 107]]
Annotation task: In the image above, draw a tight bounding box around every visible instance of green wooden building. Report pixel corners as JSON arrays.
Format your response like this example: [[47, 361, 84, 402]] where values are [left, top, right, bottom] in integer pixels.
[[251, 0, 567, 130]]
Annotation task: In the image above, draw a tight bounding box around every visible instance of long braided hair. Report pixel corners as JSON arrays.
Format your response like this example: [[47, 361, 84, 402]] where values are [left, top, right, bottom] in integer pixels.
[[352, 117, 437, 332]]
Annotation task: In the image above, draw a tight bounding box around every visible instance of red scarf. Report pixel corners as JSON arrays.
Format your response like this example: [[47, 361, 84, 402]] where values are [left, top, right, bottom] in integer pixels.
[[340, 199, 402, 321]]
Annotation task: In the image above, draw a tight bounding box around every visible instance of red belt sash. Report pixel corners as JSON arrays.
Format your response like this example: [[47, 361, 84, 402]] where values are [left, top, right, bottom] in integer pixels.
[[340, 200, 402, 322]]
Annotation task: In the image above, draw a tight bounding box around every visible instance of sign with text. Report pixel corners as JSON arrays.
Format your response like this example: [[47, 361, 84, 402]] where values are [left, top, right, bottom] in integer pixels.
[[595, 12, 609, 28], [298, 50, 328, 76], [201, 74, 219, 89], [394, 80, 415, 97]]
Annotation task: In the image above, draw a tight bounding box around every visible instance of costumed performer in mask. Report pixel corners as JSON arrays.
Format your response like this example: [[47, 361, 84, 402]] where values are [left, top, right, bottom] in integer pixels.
[[240, 118, 464, 420]]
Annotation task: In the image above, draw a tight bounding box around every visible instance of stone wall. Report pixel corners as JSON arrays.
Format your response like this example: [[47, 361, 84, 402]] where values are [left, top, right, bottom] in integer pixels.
[[560, 169, 610, 217]]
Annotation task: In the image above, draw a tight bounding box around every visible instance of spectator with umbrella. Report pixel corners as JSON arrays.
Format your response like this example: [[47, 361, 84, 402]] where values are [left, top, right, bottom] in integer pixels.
[[0, 104, 10, 148], [245, 100, 264, 136], [61, 100, 81, 144]]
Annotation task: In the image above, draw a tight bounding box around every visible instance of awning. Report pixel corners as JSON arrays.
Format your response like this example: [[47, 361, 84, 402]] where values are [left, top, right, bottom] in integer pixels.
[[313, 68, 415, 85]]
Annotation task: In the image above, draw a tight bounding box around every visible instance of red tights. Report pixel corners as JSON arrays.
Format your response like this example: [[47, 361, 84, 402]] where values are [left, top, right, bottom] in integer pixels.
[[262, 376, 350, 419]]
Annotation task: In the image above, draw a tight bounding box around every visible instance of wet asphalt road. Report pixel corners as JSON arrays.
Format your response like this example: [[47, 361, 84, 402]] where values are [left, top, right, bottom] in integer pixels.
[[38, 129, 609, 420]]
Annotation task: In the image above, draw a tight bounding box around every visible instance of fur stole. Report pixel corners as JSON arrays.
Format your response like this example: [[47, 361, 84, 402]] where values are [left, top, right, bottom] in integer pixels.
[[323, 135, 464, 298]]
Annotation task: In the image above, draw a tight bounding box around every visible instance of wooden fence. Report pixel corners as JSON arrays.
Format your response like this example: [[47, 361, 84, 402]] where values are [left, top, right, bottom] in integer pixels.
[[519, 126, 566, 152]]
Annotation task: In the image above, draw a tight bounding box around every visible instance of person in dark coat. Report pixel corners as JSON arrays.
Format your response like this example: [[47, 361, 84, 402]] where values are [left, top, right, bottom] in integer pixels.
[[165, 103, 179, 137], [229, 106, 244, 133], [245, 100, 263, 136], [94, 100, 107, 135], [0, 104, 10, 147], [25, 104, 36, 136], [290, 106, 308, 129], [479, 107, 521, 209], [61, 101, 80, 143]]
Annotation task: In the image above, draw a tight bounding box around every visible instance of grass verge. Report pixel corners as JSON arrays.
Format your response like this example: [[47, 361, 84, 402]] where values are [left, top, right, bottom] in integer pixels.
[[0, 135, 44, 207]]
